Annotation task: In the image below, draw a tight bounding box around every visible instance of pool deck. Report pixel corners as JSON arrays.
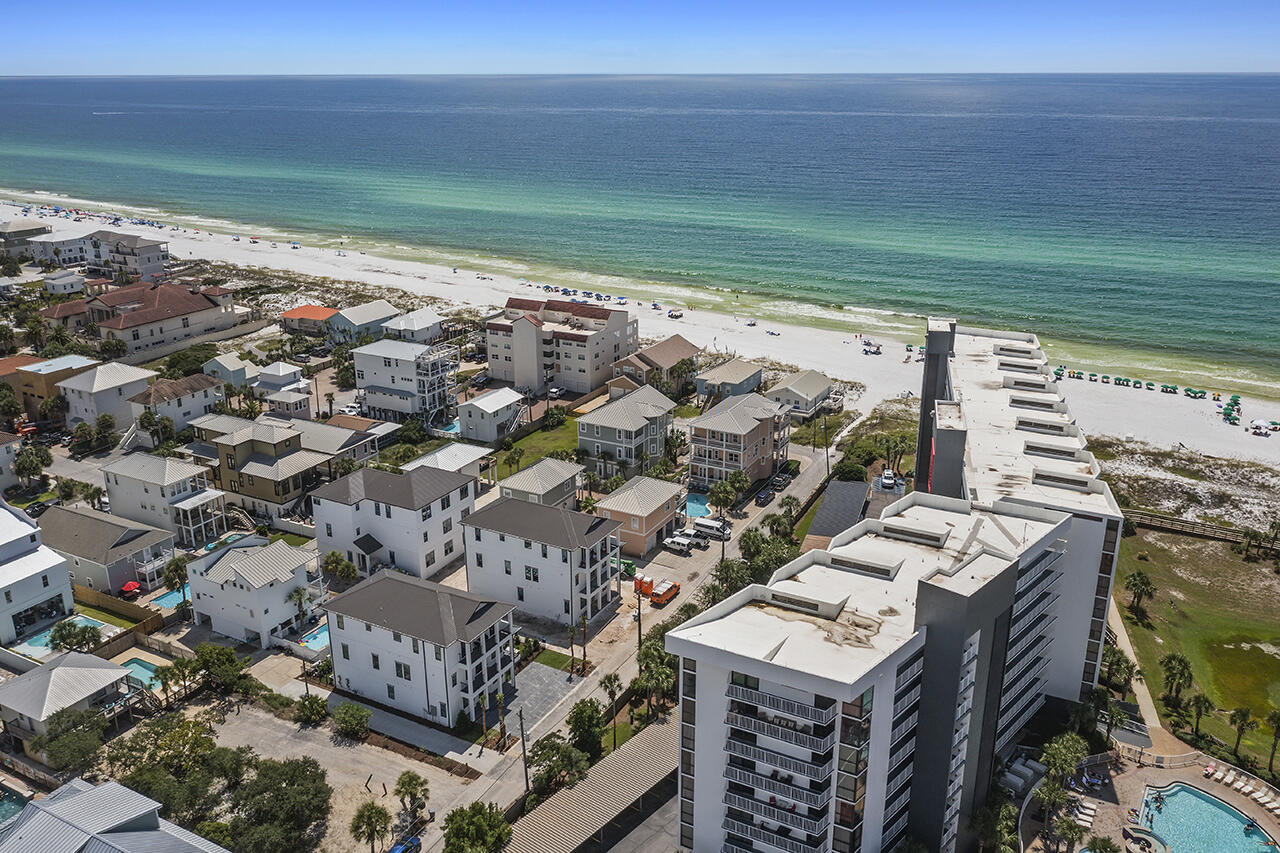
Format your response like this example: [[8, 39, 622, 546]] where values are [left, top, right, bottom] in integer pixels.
[[1022, 757, 1280, 850]]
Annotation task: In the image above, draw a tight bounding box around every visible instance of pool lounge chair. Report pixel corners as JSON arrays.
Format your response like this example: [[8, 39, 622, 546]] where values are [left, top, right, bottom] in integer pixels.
[[1234, 777, 1250, 791], [1223, 771, 1237, 786], [1213, 768, 1227, 782]]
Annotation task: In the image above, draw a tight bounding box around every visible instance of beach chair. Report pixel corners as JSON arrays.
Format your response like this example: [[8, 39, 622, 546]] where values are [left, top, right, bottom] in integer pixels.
[[1222, 771, 1237, 785], [1240, 783, 1255, 795], [1253, 791, 1273, 805], [1234, 777, 1249, 791]]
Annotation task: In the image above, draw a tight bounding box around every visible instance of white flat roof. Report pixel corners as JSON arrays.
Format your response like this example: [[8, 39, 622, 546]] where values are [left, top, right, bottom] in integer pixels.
[[668, 495, 1063, 684], [0, 545, 66, 590], [946, 327, 1121, 517], [403, 442, 492, 473], [462, 387, 524, 413]]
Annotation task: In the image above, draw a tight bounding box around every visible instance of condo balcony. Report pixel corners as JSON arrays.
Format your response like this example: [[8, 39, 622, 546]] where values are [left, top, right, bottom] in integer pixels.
[[722, 766, 829, 809], [721, 817, 829, 853], [723, 792, 830, 836], [725, 684, 837, 725], [726, 712, 835, 752], [724, 738, 832, 782]]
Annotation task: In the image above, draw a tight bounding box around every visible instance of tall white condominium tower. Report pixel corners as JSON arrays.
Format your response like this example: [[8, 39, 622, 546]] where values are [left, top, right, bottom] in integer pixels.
[[666, 321, 1121, 853]]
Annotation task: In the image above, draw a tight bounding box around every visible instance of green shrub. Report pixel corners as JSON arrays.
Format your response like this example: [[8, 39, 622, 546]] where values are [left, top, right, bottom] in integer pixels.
[[294, 693, 328, 726], [333, 701, 372, 739]]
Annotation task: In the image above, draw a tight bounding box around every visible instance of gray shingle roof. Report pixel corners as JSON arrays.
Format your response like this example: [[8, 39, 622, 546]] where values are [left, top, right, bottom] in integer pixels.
[[689, 393, 786, 435], [311, 465, 472, 510], [323, 573, 513, 647], [463, 496, 620, 550], [127, 372, 223, 407], [0, 778, 231, 853], [0, 652, 126, 723], [497, 458, 583, 496], [769, 369, 832, 401], [337, 300, 400, 326], [595, 476, 683, 517], [38, 506, 171, 567], [576, 384, 676, 431], [203, 540, 311, 589], [635, 334, 700, 370], [696, 357, 762, 385], [806, 480, 871, 538]]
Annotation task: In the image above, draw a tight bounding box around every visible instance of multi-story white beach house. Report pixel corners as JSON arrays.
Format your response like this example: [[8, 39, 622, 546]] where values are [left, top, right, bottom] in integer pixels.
[[0, 500, 73, 647], [463, 497, 621, 626], [43, 270, 86, 296], [687, 393, 791, 489], [484, 297, 639, 395], [56, 363, 157, 429], [28, 229, 169, 281], [101, 454, 227, 548], [128, 373, 226, 444], [324, 572, 516, 727], [382, 306, 445, 344], [666, 320, 1124, 853], [253, 361, 308, 396], [187, 538, 322, 648], [0, 431, 22, 493], [457, 387, 525, 443], [352, 338, 459, 425], [311, 465, 475, 577], [575, 384, 676, 477]]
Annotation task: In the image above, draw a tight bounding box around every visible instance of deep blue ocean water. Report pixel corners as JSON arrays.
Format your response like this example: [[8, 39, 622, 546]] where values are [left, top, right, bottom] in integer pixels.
[[1, 75, 1277, 375]]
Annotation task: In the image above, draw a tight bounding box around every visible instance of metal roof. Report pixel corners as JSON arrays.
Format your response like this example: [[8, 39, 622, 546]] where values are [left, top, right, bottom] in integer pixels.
[[595, 476, 683, 518], [403, 442, 493, 473], [323, 572, 513, 647], [0, 652, 127, 722], [336, 299, 400, 327], [461, 387, 524, 414], [56, 364, 156, 394], [576, 384, 675, 431], [382, 306, 443, 332], [21, 355, 100, 376], [102, 453, 209, 486], [463, 496, 620, 551], [236, 448, 330, 480], [202, 540, 311, 588], [497, 457, 583, 496], [0, 778, 231, 853], [506, 717, 678, 853], [352, 338, 430, 360], [689, 392, 786, 435]]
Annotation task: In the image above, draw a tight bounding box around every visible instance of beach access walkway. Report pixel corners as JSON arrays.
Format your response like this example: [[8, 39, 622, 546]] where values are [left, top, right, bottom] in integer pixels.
[[1106, 600, 1189, 755]]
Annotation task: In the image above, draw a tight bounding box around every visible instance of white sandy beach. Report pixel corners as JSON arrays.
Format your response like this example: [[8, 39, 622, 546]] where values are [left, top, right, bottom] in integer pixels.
[[11, 200, 1280, 468]]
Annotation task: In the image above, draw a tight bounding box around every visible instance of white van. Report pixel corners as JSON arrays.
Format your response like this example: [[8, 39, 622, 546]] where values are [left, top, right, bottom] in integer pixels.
[[693, 518, 731, 540], [664, 536, 695, 555]]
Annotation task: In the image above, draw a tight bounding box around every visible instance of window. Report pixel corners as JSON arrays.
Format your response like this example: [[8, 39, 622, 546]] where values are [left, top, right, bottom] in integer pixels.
[[476, 553, 484, 568], [524, 539, 532, 550], [473, 527, 481, 542], [413, 638, 420, 653], [439, 702, 447, 717], [393, 632, 402, 643], [41, 575, 49, 588], [395, 661, 411, 680], [442, 518, 452, 534], [540, 543, 547, 558], [365, 622, 372, 632], [444, 541, 454, 556], [325, 523, 332, 537], [460, 484, 469, 499], [441, 495, 451, 510], [422, 529, 430, 542], [517, 587, 524, 601], [504, 560, 511, 575], [433, 645, 440, 659], [422, 505, 432, 520], [371, 654, 380, 670], [525, 566, 539, 582], [563, 600, 570, 614], [387, 684, 396, 700], [336, 615, 344, 630], [384, 503, 392, 517], [375, 503, 381, 517], [424, 551, 435, 568], [341, 643, 349, 660]]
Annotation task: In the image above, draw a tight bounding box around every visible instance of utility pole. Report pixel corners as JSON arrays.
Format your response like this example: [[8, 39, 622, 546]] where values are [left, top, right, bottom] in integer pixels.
[[636, 590, 643, 651], [518, 707, 530, 794], [823, 417, 831, 478]]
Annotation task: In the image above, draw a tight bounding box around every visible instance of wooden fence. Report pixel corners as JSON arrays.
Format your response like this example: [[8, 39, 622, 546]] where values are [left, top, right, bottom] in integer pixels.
[[1125, 510, 1244, 544], [73, 585, 164, 634]]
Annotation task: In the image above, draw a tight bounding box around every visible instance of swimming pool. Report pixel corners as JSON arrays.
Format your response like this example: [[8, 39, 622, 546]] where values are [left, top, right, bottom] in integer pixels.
[[10, 615, 108, 660], [1144, 783, 1276, 852], [0, 787, 27, 823], [202, 532, 248, 553], [686, 493, 710, 518], [152, 584, 189, 609], [122, 657, 160, 689], [299, 622, 330, 650], [439, 419, 461, 435]]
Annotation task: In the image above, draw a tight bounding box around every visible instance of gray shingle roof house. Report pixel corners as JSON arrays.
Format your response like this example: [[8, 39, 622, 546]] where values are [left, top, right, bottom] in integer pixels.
[[463, 496, 621, 551], [37, 505, 174, 594], [323, 572, 514, 648], [0, 777, 231, 852], [311, 464, 473, 510]]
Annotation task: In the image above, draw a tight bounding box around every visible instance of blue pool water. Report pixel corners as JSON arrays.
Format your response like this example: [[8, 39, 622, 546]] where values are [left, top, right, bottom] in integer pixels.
[[299, 623, 330, 650], [1144, 783, 1275, 852], [202, 532, 248, 553], [0, 788, 27, 822], [10, 615, 107, 659], [122, 657, 160, 689], [686, 493, 710, 518], [152, 585, 189, 609], [439, 419, 461, 435]]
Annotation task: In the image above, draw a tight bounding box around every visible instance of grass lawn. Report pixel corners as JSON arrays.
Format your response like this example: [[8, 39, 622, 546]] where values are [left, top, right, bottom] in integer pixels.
[[794, 496, 822, 541], [791, 412, 854, 449], [534, 648, 574, 672], [672, 404, 702, 419], [495, 417, 580, 478], [269, 532, 313, 547], [601, 719, 635, 757], [9, 489, 55, 509], [1115, 529, 1280, 765], [74, 603, 137, 630]]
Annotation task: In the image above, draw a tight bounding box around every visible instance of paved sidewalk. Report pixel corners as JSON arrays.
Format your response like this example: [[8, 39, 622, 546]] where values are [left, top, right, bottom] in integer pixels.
[[325, 693, 503, 773], [1107, 600, 1161, 730]]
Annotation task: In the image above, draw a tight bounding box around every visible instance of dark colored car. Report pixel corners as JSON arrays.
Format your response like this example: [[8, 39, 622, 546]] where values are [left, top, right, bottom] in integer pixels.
[[388, 837, 422, 853], [754, 490, 775, 507], [24, 501, 49, 518]]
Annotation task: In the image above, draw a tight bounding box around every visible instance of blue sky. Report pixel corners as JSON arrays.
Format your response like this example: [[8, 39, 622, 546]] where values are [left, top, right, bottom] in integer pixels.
[[4, 1, 1278, 75]]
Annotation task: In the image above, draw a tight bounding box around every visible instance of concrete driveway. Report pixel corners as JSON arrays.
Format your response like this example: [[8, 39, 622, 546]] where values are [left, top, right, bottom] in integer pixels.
[[45, 443, 131, 486]]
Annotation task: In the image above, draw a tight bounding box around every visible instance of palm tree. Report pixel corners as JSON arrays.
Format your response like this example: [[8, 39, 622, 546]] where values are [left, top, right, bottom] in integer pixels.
[[727, 469, 750, 500], [582, 471, 600, 495], [601, 672, 622, 751], [163, 555, 191, 614], [708, 480, 736, 561], [1053, 815, 1086, 853], [324, 391, 335, 417], [1266, 708, 1280, 773], [760, 512, 792, 540], [1187, 693, 1215, 737], [1229, 707, 1258, 755], [393, 770, 429, 820], [579, 495, 598, 515], [578, 614, 588, 674], [496, 691, 507, 744], [1124, 569, 1156, 609], [504, 446, 525, 474], [1085, 837, 1121, 853], [1158, 653, 1193, 702], [153, 664, 175, 707], [779, 494, 801, 522], [1103, 695, 1128, 741], [286, 586, 312, 629], [349, 800, 391, 853]]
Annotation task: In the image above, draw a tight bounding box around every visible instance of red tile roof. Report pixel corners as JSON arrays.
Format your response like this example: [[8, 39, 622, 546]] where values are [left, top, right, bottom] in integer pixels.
[[505, 297, 544, 312], [281, 305, 339, 321], [543, 299, 617, 321], [0, 355, 45, 376], [89, 282, 226, 330], [39, 300, 88, 320]]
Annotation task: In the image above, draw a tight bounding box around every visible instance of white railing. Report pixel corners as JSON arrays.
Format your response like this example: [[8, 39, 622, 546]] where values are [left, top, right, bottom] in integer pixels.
[[726, 684, 837, 724]]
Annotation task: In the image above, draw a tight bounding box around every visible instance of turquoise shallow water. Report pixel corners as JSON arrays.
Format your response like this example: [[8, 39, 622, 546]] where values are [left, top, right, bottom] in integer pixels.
[[1, 75, 1277, 379]]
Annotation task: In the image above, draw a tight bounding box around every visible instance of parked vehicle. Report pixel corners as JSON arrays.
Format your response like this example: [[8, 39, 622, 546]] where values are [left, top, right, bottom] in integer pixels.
[[693, 517, 731, 540], [650, 579, 681, 606], [754, 489, 775, 507], [880, 470, 898, 490], [772, 473, 792, 489], [24, 501, 49, 518], [389, 838, 422, 853], [677, 527, 710, 546], [548, 386, 564, 400], [662, 536, 694, 555]]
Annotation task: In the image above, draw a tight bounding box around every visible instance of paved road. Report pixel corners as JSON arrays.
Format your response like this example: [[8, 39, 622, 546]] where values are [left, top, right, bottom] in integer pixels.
[[45, 442, 130, 486]]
